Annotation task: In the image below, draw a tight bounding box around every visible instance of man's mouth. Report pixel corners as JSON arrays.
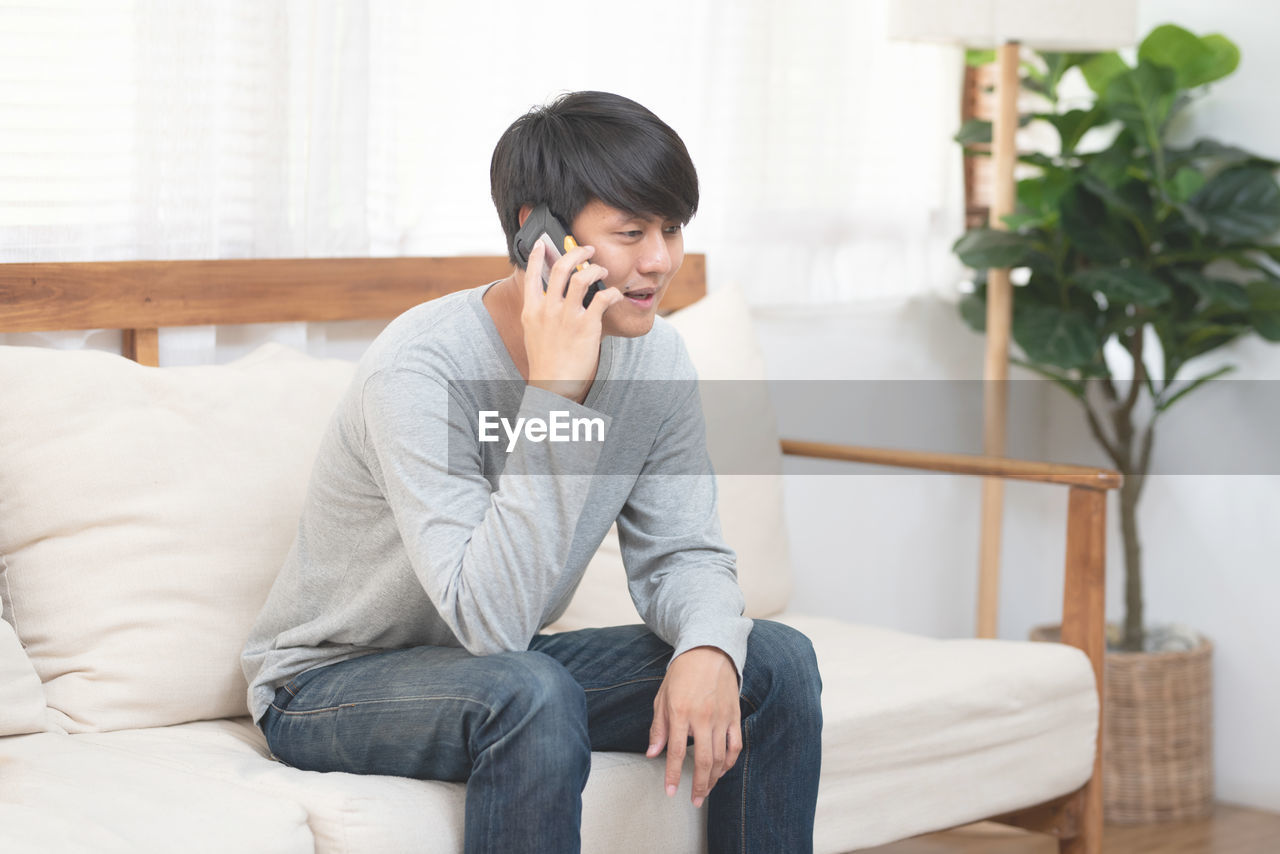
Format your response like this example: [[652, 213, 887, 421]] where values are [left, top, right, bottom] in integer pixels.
[[623, 288, 656, 306]]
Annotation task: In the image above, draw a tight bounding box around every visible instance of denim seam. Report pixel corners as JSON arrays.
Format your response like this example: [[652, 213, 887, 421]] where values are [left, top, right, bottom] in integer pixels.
[[580, 675, 665, 694], [740, 715, 750, 854], [633, 650, 673, 673], [739, 695, 757, 854], [269, 694, 493, 717]]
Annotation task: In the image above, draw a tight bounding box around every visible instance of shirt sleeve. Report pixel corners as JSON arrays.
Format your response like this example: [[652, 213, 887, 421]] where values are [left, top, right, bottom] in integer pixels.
[[616, 370, 753, 682], [360, 367, 610, 655]]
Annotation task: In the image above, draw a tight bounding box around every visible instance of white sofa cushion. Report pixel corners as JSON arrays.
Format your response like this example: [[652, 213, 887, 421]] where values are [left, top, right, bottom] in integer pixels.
[[0, 616, 57, 737], [0, 343, 355, 733], [0, 732, 313, 854], [778, 614, 1099, 852], [551, 283, 794, 630], [0, 803, 143, 854], [49, 615, 1097, 854], [60, 718, 706, 854]]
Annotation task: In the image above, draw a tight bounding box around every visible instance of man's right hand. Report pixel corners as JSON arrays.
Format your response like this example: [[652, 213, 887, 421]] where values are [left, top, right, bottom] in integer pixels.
[[521, 240, 625, 405]]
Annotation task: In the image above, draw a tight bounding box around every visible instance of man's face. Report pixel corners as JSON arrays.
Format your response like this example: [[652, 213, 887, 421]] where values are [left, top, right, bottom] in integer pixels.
[[569, 198, 685, 338]]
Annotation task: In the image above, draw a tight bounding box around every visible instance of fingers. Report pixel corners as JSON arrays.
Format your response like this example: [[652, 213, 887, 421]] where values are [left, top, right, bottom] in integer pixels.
[[726, 720, 743, 777], [690, 722, 714, 808], [587, 281, 626, 317], [664, 715, 688, 798], [564, 261, 609, 307], [546, 244, 596, 303], [647, 711, 667, 759], [710, 722, 728, 787]]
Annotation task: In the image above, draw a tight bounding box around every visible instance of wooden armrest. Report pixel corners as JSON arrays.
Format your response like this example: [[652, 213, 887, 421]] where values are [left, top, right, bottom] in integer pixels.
[[779, 438, 1122, 491], [780, 434, 1112, 845]]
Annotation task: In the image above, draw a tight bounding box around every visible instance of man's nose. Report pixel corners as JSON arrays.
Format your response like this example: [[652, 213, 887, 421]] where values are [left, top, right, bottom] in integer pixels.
[[636, 231, 671, 275]]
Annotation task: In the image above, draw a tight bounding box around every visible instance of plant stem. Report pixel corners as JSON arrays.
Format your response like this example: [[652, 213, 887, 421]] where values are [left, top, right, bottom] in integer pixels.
[[1118, 473, 1145, 651], [1110, 328, 1152, 652]]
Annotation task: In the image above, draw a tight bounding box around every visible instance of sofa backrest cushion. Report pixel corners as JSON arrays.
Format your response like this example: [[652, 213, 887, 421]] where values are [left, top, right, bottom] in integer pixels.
[[549, 282, 794, 631], [0, 343, 355, 732]]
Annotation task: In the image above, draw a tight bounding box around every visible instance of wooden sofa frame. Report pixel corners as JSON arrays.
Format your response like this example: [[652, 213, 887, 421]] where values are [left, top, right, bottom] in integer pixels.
[[0, 255, 1120, 854]]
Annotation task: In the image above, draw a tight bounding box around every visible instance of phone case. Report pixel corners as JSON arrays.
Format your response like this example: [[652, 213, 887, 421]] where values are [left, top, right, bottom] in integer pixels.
[[512, 204, 602, 308]]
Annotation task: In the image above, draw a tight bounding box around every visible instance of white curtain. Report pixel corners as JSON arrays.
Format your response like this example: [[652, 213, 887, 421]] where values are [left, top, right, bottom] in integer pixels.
[[0, 0, 966, 362]]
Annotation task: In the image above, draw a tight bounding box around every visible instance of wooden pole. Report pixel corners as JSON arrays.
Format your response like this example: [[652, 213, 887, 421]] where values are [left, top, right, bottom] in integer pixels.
[[1058, 486, 1108, 854], [976, 40, 1021, 639]]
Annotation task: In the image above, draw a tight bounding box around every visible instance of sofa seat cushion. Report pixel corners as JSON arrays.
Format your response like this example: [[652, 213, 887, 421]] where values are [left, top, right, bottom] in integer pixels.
[[774, 614, 1099, 852], [37, 614, 1098, 854], [63, 718, 706, 854], [0, 732, 313, 854], [0, 616, 59, 737]]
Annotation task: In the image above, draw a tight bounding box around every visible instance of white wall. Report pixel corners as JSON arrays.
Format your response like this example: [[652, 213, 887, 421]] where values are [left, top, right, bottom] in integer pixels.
[[761, 0, 1280, 813]]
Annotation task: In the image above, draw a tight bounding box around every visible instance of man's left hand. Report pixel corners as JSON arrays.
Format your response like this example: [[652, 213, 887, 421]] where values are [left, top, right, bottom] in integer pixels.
[[646, 646, 742, 808]]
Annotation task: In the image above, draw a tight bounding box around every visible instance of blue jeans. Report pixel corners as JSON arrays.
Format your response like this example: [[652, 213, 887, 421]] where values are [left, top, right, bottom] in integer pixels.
[[260, 620, 822, 854]]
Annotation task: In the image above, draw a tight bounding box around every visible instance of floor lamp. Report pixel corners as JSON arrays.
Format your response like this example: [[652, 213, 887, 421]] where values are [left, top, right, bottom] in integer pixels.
[[888, 0, 1136, 639]]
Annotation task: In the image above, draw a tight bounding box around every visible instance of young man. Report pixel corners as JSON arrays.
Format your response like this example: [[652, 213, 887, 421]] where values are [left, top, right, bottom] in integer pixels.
[[241, 91, 822, 854]]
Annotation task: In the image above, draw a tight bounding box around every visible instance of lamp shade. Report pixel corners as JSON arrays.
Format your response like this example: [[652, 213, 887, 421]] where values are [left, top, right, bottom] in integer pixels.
[[888, 0, 1136, 50]]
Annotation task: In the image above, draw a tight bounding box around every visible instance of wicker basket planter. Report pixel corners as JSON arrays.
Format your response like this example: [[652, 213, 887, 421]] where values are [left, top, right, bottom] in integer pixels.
[[1030, 623, 1214, 824]]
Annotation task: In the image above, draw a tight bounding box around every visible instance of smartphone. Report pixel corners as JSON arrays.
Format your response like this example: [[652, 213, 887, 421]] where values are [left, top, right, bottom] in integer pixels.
[[512, 204, 603, 308]]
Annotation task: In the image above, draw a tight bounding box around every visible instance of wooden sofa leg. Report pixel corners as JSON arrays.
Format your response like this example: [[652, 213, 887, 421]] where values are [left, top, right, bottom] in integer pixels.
[[1058, 486, 1107, 854]]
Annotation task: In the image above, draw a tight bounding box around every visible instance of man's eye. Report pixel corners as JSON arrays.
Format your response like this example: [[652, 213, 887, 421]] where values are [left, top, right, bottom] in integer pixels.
[[619, 231, 642, 238], [664, 224, 682, 235]]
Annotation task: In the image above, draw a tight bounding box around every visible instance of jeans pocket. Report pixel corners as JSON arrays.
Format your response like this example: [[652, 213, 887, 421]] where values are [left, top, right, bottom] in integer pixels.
[[262, 687, 298, 768]]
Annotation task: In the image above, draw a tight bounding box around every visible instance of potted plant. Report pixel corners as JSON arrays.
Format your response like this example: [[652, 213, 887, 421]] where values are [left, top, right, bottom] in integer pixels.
[[952, 24, 1280, 823]]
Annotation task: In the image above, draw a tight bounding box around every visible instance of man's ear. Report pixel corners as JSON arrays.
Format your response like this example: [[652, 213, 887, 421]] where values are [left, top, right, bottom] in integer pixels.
[[517, 204, 532, 228]]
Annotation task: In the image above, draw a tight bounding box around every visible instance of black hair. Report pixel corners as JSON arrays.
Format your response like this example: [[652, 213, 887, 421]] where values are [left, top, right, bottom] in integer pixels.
[[490, 91, 699, 266]]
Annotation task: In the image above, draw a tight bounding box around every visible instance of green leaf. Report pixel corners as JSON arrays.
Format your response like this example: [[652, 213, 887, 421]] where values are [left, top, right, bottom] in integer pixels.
[[1036, 52, 1093, 102], [1166, 138, 1280, 171], [1060, 184, 1145, 263], [1138, 24, 1239, 89], [1081, 52, 1129, 95], [1013, 303, 1098, 370], [959, 290, 986, 332], [1080, 176, 1157, 236], [1190, 166, 1280, 243], [1185, 34, 1241, 88], [1073, 268, 1172, 307], [1173, 202, 1210, 236], [1022, 76, 1051, 98], [966, 49, 996, 67], [1010, 356, 1085, 399], [1013, 170, 1074, 230], [1180, 323, 1245, 358], [1102, 61, 1179, 148], [1157, 364, 1236, 412], [953, 228, 1042, 270], [1001, 212, 1050, 231], [1170, 167, 1207, 203], [1152, 317, 1184, 381], [1247, 280, 1280, 340], [1019, 152, 1058, 171], [1168, 268, 1251, 310], [1085, 130, 1137, 189], [955, 118, 991, 146], [1036, 108, 1106, 155]]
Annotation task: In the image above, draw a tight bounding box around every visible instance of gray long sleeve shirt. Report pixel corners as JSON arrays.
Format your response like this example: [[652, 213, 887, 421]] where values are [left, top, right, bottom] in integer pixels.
[[241, 282, 751, 726]]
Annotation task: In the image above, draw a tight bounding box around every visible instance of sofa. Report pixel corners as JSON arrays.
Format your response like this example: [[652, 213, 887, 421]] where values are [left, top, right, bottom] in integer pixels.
[[0, 256, 1115, 853]]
